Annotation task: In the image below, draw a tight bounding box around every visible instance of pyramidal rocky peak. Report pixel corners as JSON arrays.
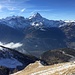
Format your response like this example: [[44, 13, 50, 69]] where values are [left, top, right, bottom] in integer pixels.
[[29, 12, 42, 19]]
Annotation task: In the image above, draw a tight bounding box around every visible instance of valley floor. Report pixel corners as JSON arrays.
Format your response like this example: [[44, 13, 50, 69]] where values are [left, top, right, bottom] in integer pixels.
[[11, 61, 75, 75]]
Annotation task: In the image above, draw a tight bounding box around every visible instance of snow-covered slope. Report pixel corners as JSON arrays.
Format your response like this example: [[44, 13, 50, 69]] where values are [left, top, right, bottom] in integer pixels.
[[0, 45, 38, 72], [11, 61, 75, 75], [0, 46, 23, 69], [0, 16, 30, 29], [29, 13, 65, 28]]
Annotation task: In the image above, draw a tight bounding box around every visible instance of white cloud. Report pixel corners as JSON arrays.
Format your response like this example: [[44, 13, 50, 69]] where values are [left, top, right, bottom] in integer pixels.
[[0, 42, 23, 49], [0, 4, 16, 12], [21, 8, 26, 12]]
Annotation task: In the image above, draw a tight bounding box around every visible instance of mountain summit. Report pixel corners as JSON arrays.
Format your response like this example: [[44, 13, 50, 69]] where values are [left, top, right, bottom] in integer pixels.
[[29, 12, 42, 19]]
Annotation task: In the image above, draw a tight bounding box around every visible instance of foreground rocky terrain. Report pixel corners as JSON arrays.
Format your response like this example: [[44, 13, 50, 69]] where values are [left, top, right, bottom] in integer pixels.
[[11, 48, 75, 75], [11, 61, 75, 75], [0, 47, 74, 75]]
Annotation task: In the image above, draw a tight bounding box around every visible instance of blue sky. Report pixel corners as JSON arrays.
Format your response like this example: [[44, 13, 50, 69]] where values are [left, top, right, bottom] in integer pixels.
[[0, 0, 75, 20]]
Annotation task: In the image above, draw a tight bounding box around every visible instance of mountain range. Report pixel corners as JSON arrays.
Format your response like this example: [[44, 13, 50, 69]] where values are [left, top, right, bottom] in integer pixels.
[[0, 13, 75, 75], [0, 13, 65, 29], [0, 13, 75, 57]]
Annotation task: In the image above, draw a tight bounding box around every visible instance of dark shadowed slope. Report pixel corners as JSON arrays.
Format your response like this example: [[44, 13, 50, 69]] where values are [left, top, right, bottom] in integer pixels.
[[41, 48, 75, 65], [0, 45, 38, 74], [0, 24, 24, 42]]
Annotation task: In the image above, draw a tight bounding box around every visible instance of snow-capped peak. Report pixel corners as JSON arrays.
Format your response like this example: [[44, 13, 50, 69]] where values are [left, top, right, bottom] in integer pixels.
[[29, 12, 42, 19]]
